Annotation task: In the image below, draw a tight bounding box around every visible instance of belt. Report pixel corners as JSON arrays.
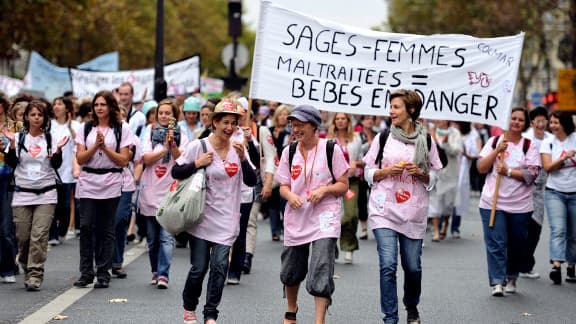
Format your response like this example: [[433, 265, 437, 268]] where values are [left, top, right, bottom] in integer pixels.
[[83, 167, 123, 174], [14, 184, 57, 194]]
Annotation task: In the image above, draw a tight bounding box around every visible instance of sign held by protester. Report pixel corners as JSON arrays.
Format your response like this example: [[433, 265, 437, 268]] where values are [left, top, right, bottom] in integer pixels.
[[250, 1, 524, 129], [0, 75, 24, 97], [70, 55, 201, 101]]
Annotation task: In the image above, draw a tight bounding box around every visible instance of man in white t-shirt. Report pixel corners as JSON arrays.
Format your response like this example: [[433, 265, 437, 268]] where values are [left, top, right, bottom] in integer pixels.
[[117, 82, 145, 137]]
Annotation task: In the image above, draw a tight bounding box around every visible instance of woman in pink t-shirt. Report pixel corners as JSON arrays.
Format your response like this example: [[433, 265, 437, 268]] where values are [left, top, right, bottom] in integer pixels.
[[73, 91, 131, 289], [139, 99, 187, 289], [3, 100, 68, 291], [362, 90, 441, 324], [173, 99, 256, 324], [275, 105, 349, 324], [327, 112, 362, 264], [477, 107, 540, 297]]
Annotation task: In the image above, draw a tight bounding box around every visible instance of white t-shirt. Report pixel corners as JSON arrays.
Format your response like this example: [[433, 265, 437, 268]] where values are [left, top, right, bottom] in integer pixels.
[[540, 133, 576, 193], [128, 107, 146, 137], [50, 119, 81, 183]]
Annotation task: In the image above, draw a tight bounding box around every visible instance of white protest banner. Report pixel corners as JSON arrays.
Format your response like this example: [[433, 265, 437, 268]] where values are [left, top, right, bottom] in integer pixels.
[[25, 51, 119, 100], [70, 56, 201, 101], [0, 75, 24, 97], [250, 1, 524, 129], [201, 77, 224, 97]]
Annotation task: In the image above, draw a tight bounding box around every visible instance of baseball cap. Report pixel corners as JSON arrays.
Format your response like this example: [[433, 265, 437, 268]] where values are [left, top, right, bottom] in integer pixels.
[[287, 105, 321, 127]]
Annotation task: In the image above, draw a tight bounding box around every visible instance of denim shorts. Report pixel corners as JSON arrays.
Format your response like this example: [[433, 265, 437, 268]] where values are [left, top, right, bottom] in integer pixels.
[[280, 238, 337, 299]]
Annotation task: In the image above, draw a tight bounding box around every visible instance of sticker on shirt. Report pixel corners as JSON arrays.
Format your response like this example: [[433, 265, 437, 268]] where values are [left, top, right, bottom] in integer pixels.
[[224, 162, 239, 177], [155, 165, 168, 178], [344, 189, 356, 200], [319, 211, 337, 233], [561, 150, 576, 168], [274, 156, 280, 167], [27, 162, 43, 180], [267, 135, 274, 145], [29, 145, 42, 158], [373, 193, 387, 212], [291, 164, 302, 180], [505, 148, 523, 168], [395, 188, 411, 204]]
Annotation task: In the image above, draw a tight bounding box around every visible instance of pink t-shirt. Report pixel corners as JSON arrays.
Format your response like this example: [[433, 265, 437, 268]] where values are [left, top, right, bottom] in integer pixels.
[[139, 125, 189, 216], [120, 132, 142, 193], [175, 136, 244, 246], [478, 136, 541, 213], [362, 134, 442, 239], [75, 122, 132, 199], [12, 132, 59, 207], [274, 138, 349, 246]]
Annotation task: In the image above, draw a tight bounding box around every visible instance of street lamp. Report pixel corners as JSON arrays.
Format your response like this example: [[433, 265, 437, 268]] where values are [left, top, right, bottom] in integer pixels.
[[223, 0, 247, 91], [154, 0, 167, 101]]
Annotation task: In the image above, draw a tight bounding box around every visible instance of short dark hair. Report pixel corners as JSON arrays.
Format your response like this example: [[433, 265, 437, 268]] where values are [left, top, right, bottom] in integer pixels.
[[511, 107, 530, 132], [550, 110, 575, 135], [119, 82, 134, 95], [389, 89, 423, 121], [529, 106, 548, 121]]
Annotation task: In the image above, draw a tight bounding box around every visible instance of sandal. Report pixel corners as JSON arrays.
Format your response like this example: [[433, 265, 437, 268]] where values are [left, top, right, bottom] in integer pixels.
[[359, 228, 368, 240], [283, 307, 298, 324]]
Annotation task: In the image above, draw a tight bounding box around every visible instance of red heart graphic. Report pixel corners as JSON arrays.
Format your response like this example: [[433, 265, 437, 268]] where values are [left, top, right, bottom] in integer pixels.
[[29, 145, 41, 158], [291, 165, 302, 180], [224, 162, 239, 177], [395, 188, 411, 203], [155, 166, 168, 178], [267, 135, 274, 145], [168, 180, 179, 192], [274, 156, 280, 167]]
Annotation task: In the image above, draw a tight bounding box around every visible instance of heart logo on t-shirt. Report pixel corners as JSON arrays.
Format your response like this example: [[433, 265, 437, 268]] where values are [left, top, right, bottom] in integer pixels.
[[395, 188, 411, 203], [274, 156, 280, 167], [291, 165, 302, 180], [224, 162, 239, 177], [155, 165, 168, 178], [267, 135, 274, 145], [29, 145, 41, 158]]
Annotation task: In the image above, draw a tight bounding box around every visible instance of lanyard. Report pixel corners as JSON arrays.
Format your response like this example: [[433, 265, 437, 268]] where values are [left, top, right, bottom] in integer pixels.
[[302, 142, 319, 197]]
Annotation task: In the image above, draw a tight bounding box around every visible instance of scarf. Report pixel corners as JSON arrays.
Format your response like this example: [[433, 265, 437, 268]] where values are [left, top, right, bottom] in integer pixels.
[[151, 122, 181, 164], [390, 121, 429, 174]]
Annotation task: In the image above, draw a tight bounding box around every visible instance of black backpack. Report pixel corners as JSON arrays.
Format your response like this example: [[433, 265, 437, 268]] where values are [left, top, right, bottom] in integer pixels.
[[374, 128, 448, 169], [288, 139, 337, 184], [84, 121, 122, 153]]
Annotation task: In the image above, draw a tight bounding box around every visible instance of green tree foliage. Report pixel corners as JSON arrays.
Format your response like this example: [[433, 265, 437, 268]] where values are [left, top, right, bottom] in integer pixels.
[[0, 0, 255, 78], [385, 0, 560, 106]]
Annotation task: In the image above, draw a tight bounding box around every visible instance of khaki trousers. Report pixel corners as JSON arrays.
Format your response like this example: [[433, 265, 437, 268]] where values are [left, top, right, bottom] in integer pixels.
[[13, 204, 55, 287]]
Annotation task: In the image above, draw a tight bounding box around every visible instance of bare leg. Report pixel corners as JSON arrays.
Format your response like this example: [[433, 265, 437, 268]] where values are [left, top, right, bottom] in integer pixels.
[[314, 296, 329, 324], [431, 218, 440, 241], [283, 284, 299, 324]]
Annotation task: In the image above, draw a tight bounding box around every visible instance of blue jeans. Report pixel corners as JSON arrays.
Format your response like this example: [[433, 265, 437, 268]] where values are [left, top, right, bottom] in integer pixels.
[[49, 183, 74, 240], [0, 178, 16, 276], [183, 235, 230, 322], [112, 191, 134, 268], [545, 189, 576, 264], [373, 228, 422, 324], [479, 208, 531, 286], [145, 216, 174, 280]]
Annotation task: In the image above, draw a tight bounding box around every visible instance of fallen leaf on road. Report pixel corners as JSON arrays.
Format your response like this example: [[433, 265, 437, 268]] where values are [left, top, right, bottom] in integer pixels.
[[109, 298, 128, 303], [521, 312, 535, 316], [52, 315, 68, 320]]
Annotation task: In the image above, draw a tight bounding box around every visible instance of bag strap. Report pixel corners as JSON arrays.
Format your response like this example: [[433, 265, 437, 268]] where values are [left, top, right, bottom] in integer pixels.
[[375, 129, 390, 169], [200, 138, 207, 154], [84, 121, 121, 153], [326, 139, 336, 184]]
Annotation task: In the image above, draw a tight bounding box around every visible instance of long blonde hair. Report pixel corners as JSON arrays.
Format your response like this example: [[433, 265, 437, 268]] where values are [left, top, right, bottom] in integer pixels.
[[327, 112, 355, 142]]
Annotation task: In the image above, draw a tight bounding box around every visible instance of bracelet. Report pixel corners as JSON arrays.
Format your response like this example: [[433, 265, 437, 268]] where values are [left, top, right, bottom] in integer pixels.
[[507, 168, 512, 177]]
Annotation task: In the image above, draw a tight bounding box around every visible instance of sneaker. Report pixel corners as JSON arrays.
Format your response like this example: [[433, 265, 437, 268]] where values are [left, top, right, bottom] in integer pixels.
[[112, 267, 127, 279], [406, 307, 421, 324], [183, 309, 198, 324], [491, 284, 504, 297], [519, 271, 540, 279], [2, 275, 16, 283], [452, 231, 461, 239], [26, 283, 40, 291], [73, 275, 94, 287], [566, 266, 576, 283], [94, 280, 109, 288], [150, 273, 158, 285], [242, 253, 253, 274], [48, 239, 60, 246], [504, 279, 516, 294], [157, 277, 169, 289], [550, 266, 562, 285], [344, 251, 353, 264], [227, 276, 240, 285]]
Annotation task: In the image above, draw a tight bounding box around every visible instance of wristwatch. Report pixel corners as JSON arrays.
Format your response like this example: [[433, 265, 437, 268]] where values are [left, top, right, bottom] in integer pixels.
[[507, 168, 512, 177]]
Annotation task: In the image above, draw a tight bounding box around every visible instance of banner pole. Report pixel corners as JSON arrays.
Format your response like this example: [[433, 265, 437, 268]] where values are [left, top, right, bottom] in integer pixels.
[[489, 131, 509, 228]]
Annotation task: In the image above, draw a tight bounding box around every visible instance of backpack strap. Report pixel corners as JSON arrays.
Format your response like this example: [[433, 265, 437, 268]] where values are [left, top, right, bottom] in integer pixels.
[[491, 134, 501, 150], [375, 129, 390, 169], [45, 131, 53, 157], [17, 131, 26, 158], [522, 138, 531, 155], [83, 121, 93, 148], [200, 138, 207, 154], [326, 139, 336, 184], [288, 141, 298, 171], [114, 123, 122, 153]]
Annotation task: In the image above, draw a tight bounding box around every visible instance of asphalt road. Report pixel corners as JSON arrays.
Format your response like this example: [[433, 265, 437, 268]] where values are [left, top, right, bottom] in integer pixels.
[[1, 197, 576, 324]]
